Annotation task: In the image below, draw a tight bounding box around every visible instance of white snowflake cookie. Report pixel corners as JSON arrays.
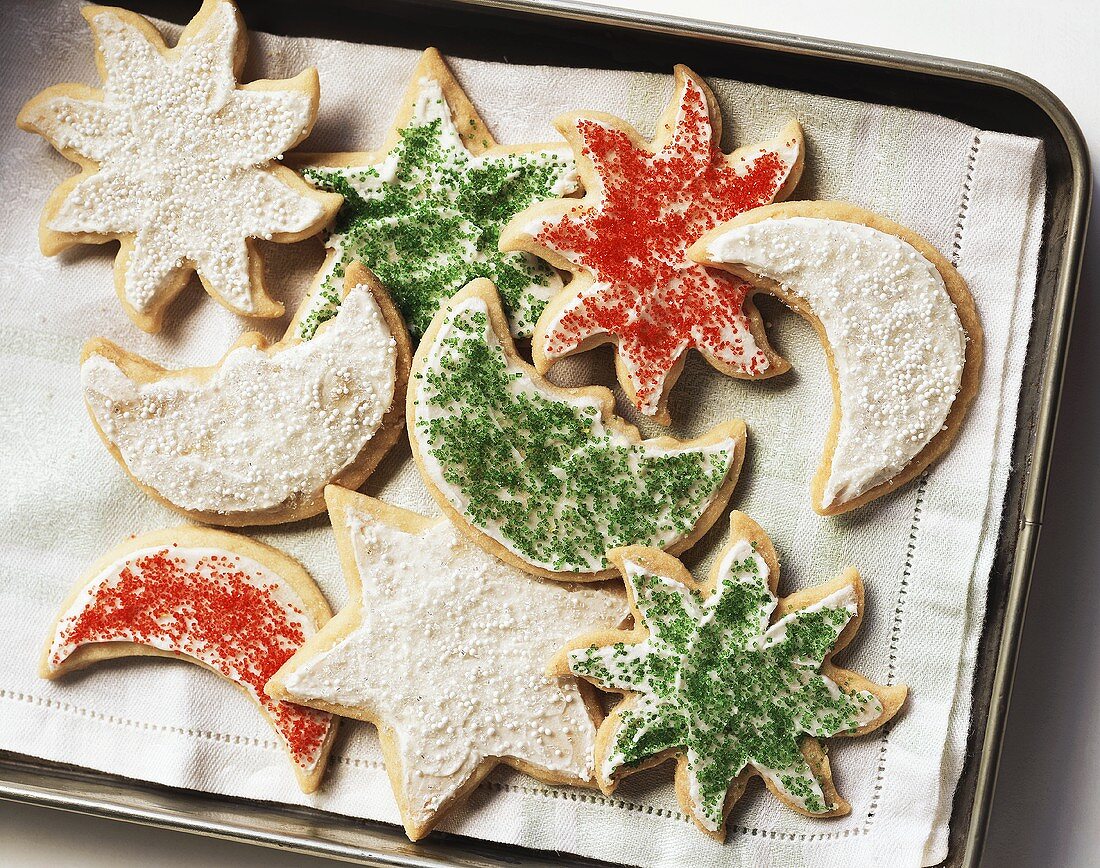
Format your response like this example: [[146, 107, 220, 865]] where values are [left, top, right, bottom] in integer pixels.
[[17, 0, 341, 332]]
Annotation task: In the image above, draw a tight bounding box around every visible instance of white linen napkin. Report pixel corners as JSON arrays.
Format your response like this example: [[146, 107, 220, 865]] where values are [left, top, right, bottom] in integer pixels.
[[0, 2, 1045, 866]]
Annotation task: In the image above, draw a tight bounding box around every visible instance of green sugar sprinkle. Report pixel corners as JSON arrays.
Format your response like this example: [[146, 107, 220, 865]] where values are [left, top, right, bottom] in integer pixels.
[[414, 306, 732, 573], [299, 103, 574, 341], [570, 554, 881, 826]]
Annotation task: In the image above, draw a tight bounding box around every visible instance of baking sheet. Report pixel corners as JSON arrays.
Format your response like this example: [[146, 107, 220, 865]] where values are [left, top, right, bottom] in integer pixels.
[[0, 1, 1088, 866]]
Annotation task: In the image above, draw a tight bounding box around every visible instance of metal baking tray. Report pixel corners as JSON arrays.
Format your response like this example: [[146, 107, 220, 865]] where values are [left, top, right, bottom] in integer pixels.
[[0, 1, 1089, 866]]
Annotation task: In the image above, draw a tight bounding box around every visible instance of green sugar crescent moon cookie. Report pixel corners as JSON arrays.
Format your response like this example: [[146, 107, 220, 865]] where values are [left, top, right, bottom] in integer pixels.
[[17, 0, 341, 332], [549, 511, 907, 839], [407, 278, 748, 581], [42, 525, 338, 793], [293, 47, 579, 342]]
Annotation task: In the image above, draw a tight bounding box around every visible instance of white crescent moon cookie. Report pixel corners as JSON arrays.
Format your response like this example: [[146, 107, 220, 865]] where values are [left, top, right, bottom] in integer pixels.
[[267, 486, 627, 840], [549, 511, 907, 840], [42, 526, 338, 793], [16, 0, 341, 332], [407, 279, 748, 581], [500, 64, 803, 424], [294, 47, 579, 342], [81, 262, 411, 526], [690, 201, 982, 515]]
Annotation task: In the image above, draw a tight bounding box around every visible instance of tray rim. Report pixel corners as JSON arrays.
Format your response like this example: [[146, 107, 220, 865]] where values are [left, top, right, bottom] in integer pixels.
[[0, 1, 1090, 866]]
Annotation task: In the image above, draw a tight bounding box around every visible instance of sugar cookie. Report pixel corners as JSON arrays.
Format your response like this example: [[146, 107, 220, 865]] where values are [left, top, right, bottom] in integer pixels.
[[42, 525, 337, 792], [81, 263, 411, 526], [294, 48, 578, 341], [407, 279, 747, 581], [501, 64, 802, 423], [689, 201, 982, 514], [17, 0, 341, 332], [267, 486, 627, 840], [549, 511, 907, 839]]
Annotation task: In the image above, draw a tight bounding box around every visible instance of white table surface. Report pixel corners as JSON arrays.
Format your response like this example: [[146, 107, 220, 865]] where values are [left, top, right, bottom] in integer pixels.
[[2, 1, 1098, 866]]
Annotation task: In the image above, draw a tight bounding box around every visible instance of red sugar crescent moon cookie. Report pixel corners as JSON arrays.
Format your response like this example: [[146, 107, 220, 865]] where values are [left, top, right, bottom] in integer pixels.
[[41, 526, 338, 793]]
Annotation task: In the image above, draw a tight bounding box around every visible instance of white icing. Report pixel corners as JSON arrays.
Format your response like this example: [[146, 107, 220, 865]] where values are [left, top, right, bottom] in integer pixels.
[[405, 76, 580, 197], [759, 584, 858, 648], [282, 507, 625, 828], [300, 76, 578, 338], [412, 295, 738, 573], [24, 1, 324, 313], [82, 284, 397, 515], [705, 216, 967, 507], [47, 544, 329, 772]]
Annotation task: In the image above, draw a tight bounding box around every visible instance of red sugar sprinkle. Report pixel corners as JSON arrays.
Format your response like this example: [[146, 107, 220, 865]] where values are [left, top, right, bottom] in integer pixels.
[[54, 549, 330, 767], [536, 76, 793, 410]]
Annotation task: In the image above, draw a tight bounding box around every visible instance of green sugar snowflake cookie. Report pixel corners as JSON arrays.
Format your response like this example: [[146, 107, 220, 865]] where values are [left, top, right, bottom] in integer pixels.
[[292, 48, 578, 342], [550, 511, 908, 839]]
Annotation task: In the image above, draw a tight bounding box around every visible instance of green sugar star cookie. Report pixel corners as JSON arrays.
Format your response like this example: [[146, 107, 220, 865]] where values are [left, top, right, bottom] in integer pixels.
[[293, 48, 577, 341]]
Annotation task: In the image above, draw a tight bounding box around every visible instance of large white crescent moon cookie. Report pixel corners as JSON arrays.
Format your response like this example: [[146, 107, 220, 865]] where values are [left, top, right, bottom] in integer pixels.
[[549, 511, 907, 840], [267, 486, 627, 840], [690, 201, 982, 515], [407, 279, 747, 581], [81, 263, 411, 526], [41, 526, 338, 793], [16, 0, 341, 332]]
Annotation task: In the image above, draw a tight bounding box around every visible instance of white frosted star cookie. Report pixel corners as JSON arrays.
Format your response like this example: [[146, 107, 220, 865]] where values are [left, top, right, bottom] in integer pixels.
[[17, 0, 341, 332], [549, 511, 907, 839], [689, 201, 982, 514], [42, 525, 338, 793], [267, 486, 627, 840], [407, 278, 747, 581], [292, 47, 579, 342], [80, 262, 411, 526]]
